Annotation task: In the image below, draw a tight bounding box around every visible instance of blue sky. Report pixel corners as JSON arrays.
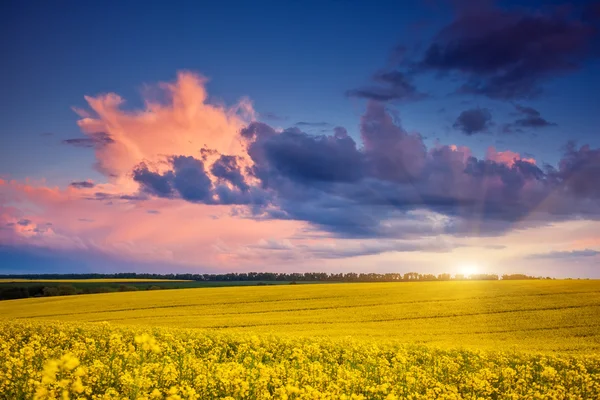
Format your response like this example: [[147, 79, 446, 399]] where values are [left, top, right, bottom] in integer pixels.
[[1, 0, 600, 276]]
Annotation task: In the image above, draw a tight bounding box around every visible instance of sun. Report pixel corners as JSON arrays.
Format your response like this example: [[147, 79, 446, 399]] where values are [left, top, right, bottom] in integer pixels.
[[459, 264, 480, 277]]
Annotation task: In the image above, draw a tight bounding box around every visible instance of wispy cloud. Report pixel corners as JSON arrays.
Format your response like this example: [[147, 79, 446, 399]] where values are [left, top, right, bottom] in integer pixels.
[[526, 249, 600, 259]]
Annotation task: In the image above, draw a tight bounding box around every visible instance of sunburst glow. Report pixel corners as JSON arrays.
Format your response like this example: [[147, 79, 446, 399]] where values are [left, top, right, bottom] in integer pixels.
[[459, 264, 480, 277]]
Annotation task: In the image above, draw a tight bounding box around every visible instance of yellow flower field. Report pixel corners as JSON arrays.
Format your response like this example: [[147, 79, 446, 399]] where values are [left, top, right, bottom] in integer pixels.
[[2, 281, 600, 398], [2, 321, 599, 400]]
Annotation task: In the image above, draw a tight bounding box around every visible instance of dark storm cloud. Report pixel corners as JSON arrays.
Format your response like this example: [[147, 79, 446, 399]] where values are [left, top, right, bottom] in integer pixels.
[[69, 181, 95, 189], [453, 108, 493, 135], [512, 104, 557, 128], [130, 102, 600, 239], [62, 132, 115, 148], [346, 70, 428, 102], [413, 4, 599, 99]]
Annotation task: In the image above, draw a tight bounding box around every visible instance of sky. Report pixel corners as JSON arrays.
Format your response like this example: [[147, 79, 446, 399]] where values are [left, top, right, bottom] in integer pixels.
[[1, 0, 600, 277]]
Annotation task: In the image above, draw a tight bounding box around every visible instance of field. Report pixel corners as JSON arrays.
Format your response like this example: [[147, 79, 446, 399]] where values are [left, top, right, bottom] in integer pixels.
[[2, 280, 600, 398]]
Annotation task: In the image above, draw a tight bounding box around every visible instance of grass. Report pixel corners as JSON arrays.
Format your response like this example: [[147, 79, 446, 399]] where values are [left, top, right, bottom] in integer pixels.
[[2, 280, 599, 353]]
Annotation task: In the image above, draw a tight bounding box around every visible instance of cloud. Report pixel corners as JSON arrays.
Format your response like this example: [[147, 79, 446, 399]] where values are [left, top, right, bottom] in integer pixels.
[[4, 71, 600, 271], [453, 108, 493, 135], [551, 141, 600, 198], [232, 101, 600, 239], [133, 156, 213, 202], [413, 3, 599, 99], [527, 249, 600, 259], [486, 148, 536, 167], [512, 104, 557, 128], [294, 121, 331, 128], [0, 177, 301, 269], [132, 154, 268, 206], [62, 132, 114, 148], [210, 155, 250, 192], [247, 237, 460, 260], [347, 70, 428, 102], [69, 181, 95, 189], [115, 97, 600, 240], [74, 71, 254, 184], [246, 124, 365, 184]]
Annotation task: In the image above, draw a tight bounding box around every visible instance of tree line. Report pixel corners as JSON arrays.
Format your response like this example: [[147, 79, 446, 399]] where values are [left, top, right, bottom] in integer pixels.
[[0, 283, 163, 301], [0, 272, 553, 282]]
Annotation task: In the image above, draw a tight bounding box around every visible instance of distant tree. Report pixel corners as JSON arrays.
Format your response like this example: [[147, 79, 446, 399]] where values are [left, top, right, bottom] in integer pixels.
[[118, 285, 138, 292], [42, 287, 60, 297], [57, 285, 78, 296], [0, 287, 29, 300], [437, 273, 451, 281], [403, 272, 420, 281], [502, 274, 538, 280], [86, 286, 113, 294], [470, 274, 499, 281]]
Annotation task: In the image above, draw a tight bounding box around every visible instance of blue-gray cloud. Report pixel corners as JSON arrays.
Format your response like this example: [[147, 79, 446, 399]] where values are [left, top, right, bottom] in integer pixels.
[[347, 70, 428, 102], [513, 104, 557, 128], [412, 4, 600, 99], [69, 181, 95, 189], [453, 108, 493, 135], [128, 102, 600, 239], [527, 249, 600, 259], [62, 132, 114, 148], [133, 156, 213, 202]]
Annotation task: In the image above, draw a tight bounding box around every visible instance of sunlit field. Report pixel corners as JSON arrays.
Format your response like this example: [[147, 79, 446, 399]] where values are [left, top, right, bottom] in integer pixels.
[[3, 280, 599, 352], [2, 281, 600, 398]]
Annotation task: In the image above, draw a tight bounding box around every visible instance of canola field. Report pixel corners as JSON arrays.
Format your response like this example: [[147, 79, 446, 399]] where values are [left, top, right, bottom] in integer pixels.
[[2, 280, 600, 399]]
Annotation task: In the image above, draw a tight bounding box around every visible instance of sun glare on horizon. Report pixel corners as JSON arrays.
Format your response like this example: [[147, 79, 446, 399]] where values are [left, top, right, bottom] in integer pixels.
[[459, 264, 480, 277]]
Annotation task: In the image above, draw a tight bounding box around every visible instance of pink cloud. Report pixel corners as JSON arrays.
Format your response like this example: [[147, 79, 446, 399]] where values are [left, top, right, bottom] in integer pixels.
[[485, 147, 536, 167], [0, 178, 302, 268], [0, 73, 305, 269], [77, 71, 255, 188]]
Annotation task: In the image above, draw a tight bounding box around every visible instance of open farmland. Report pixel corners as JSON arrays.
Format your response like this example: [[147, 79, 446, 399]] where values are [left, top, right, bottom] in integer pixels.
[[2, 280, 600, 353], [2, 280, 600, 399]]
